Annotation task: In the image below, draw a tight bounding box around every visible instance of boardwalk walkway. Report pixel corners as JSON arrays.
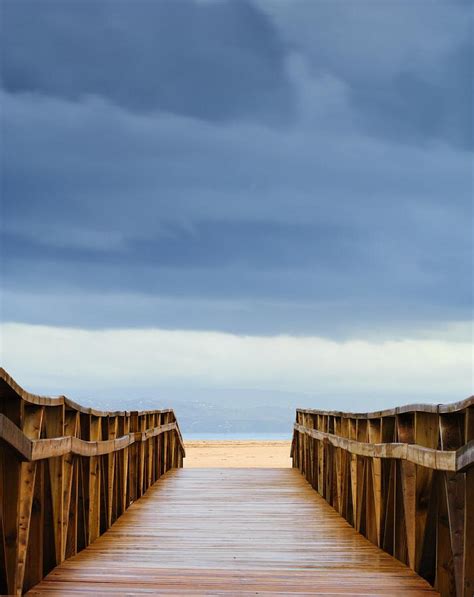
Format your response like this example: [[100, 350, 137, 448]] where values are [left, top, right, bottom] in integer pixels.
[[28, 468, 437, 596]]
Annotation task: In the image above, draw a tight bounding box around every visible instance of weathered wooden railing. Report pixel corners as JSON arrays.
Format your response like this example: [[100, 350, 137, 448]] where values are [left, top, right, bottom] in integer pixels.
[[291, 398, 474, 597], [0, 368, 185, 595]]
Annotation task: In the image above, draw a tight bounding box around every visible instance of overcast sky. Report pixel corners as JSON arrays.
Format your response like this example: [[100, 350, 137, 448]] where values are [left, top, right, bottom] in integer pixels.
[[1, 0, 472, 423]]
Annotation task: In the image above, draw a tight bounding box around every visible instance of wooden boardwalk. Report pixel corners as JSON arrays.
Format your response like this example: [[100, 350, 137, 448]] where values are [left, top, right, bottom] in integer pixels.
[[28, 468, 437, 596]]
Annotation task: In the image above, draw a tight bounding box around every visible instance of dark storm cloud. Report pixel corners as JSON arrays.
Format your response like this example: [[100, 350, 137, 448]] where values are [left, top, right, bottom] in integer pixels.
[[259, 0, 473, 149], [350, 38, 474, 150], [0, 0, 472, 336], [1, 0, 292, 122]]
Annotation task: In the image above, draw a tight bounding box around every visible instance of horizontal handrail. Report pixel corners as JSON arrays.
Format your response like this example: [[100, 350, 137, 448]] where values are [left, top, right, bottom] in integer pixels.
[[296, 394, 474, 419], [0, 413, 183, 460], [0, 367, 176, 417], [293, 422, 474, 472], [0, 367, 185, 456]]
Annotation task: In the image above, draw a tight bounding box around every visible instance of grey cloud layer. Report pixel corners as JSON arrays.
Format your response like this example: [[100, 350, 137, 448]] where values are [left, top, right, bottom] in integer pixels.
[[258, 0, 473, 149], [1, 0, 472, 336], [2, 0, 292, 122]]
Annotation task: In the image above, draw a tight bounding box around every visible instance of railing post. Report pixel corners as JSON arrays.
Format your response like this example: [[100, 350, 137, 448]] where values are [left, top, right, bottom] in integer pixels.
[[121, 415, 130, 514], [138, 415, 146, 497], [349, 418, 358, 528], [413, 411, 439, 577], [155, 413, 162, 479], [45, 404, 66, 566], [438, 412, 465, 597], [147, 414, 154, 489], [464, 467, 474, 597], [88, 415, 101, 545], [129, 411, 139, 503], [291, 411, 299, 470], [5, 405, 44, 595], [355, 419, 367, 533], [367, 418, 382, 546], [169, 414, 177, 469], [106, 415, 118, 528], [464, 406, 474, 597], [163, 412, 169, 474], [310, 415, 317, 490], [317, 415, 325, 496], [381, 416, 396, 555], [63, 410, 79, 560]]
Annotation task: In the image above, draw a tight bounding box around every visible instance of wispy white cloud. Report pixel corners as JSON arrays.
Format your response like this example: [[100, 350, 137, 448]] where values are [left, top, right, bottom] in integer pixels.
[[2, 323, 472, 408]]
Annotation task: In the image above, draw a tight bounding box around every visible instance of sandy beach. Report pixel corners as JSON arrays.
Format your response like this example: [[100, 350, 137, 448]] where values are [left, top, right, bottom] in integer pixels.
[[183, 440, 292, 468]]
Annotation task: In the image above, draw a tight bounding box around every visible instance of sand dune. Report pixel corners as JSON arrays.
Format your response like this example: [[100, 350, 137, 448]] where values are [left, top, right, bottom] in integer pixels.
[[183, 440, 292, 468]]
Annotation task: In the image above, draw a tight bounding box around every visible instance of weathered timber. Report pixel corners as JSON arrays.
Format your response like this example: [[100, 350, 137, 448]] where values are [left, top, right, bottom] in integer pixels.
[[27, 469, 437, 596], [0, 369, 184, 595], [291, 397, 474, 597]]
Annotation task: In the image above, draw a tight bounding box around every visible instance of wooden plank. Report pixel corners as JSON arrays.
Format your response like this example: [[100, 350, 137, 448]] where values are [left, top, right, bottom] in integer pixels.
[[397, 414, 415, 570], [400, 460, 416, 569], [382, 459, 396, 555], [62, 411, 78, 561], [355, 420, 366, 534], [128, 412, 138, 504], [0, 448, 6, 596], [464, 466, 474, 597], [65, 455, 78, 560], [147, 414, 154, 488], [3, 448, 21, 595], [368, 419, 382, 546], [414, 412, 439, 573], [44, 406, 65, 566], [464, 407, 474, 597], [0, 368, 180, 421], [394, 461, 408, 567], [436, 471, 456, 596], [296, 395, 474, 420], [318, 423, 325, 495], [14, 407, 44, 595], [27, 468, 438, 596], [106, 417, 118, 528], [292, 423, 465, 472], [440, 413, 465, 597], [88, 417, 101, 545], [23, 460, 45, 592], [138, 415, 146, 497], [162, 415, 169, 475]]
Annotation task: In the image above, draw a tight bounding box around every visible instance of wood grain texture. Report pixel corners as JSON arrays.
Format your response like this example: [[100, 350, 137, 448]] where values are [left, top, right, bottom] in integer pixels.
[[297, 397, 474, 420], [292, 423, 474, 472], [27, 468, 437, 596], [0, 369, 184, 595], [293, 406, 474, 597]]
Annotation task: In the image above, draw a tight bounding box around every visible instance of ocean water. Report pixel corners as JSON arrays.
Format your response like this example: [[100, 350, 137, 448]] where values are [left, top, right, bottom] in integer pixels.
[[183, 432, 292, 441]]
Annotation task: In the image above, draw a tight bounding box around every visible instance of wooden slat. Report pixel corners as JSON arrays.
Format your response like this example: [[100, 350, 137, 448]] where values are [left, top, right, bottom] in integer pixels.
[[1, 417, 185, 461], [88, 417, 100, 545], [27, 469, 437, 596], [297, 395, 474, 419], [293, 423, 474, 472], [464, 407, 474, 597], [0, 368, 176, 419], [45, 406, 65, 566], [464, 467, 474, 597]]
